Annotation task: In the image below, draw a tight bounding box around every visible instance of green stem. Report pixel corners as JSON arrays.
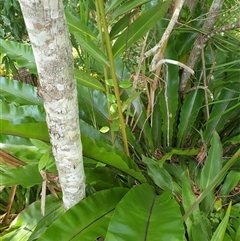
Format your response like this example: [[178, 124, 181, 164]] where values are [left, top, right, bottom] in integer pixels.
[[98, 1, 129, 156], [95, 0, 115, 146]]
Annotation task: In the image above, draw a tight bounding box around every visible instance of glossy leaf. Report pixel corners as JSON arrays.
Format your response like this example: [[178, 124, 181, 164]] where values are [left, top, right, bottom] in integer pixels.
[[0, 77, 43, 105], [191, 214, 212, 241], [112, 0, 171, 57], [105, 0, 125, 13], [200, 132, 222, 190], [211, 201, 232, 241], [85, 167, 123, 190], [73, 32, 109, 66], [65, 10, 98, 40], [0, 100, 46, 124], [105, 184, 185, 241], [0, 39, 37, 74], [77, 85, 110, 127], [0, 119, 49, 142], [0, 164, 42, 187], [75, 68, 105, 91], [111, 0, 150, 19], [181, 172, 199, 217], [159, 148, 199, 167], [181, 172, 199, 240], [177, 89, 204, 147], [110, 11, 137, 40], [142, 156, 181, 194], [30, 139, 50, 151], [219, 170, 240, 197], [124, 89, 153, 152], [152, 91, 163, 148], [183, 149, 240, 220], [82, 134, 146, 183], [159, 45, 179, 147], [1, 195, 63, 241], [204, 83, 240, 143], [200, 132, 222, 212], [38, 188, 128, 241]]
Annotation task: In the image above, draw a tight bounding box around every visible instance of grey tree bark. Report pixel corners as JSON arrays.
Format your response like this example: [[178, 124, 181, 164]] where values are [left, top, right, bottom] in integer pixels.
[[18, 0, 85, 210], [179, 0, 225, 93]]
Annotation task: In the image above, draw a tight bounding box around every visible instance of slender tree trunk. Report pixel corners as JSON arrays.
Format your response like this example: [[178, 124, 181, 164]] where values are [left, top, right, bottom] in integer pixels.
[[18, 0, 85, 210]]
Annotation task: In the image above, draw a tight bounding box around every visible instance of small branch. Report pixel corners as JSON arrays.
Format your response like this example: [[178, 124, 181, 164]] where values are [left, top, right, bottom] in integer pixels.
[[145, 0, 186, 63], [201, 38, 210, 120], [185, 86, 214, 100], [179, 0, 225, 93], [203, 21, 240, 44], [151, 58, 194, 75]]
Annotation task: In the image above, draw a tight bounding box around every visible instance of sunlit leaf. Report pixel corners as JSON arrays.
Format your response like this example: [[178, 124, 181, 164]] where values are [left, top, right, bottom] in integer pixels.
[[1, 195, 63, 241], [0, 77, 42, 105], [0, 39, 37, 74], [105, 184, 185, 241], [38, 188, 128, 241], [0, 164, 42, 187], [112, 0, 171, 57]]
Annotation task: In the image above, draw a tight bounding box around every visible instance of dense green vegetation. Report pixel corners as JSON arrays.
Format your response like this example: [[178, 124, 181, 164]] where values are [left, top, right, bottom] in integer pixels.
[[0, 0, 240, 240]]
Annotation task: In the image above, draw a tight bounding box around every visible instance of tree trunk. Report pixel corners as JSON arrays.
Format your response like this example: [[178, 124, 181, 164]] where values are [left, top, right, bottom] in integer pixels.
[[18, 0, 85, 210]]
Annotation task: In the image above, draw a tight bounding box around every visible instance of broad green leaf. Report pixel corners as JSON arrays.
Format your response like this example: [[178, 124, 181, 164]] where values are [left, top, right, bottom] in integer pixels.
[[0, 39, 37, 74], [75, 68, 105, 91], [82, 134, 146, 183], [1, 195, 63, 241], [204, 83, 240, 143], [30, 139, 50, 151], [119, 80, 132, 89], [0, 100, 46, 123], [123, 89, 153, 151], [0, 164, 42, 187], [200, 132, 222, 212], [183, 149, 240, 220], [85, 167, 123, 190], [211, 201, 232, 241], [72, 32, 109, 66], [125, 126, 144, 156], [181, 172, 199, 240], [65, 10, 109, 66], [200, 132, 222, 190], [159, 148, 199, 167], [181, 172, 199, 217], [142, 156, 181, 194], [110, 11, 137, 40], [79, 119, 110, 144], [65, 10, 98, 40], [152, 91, 163, 148], [177, 89, 204, 147], [111, 0, 150, 19], [112, 0, 171, 57], [38, 151, 50, 171], [191, 213, 212, 241], [38, 188, 128, 241], [105, 184, 185, 241], [0, 77, 43, 105], [105, 0, 125, 13], [99, 126, 110, 133], [121, 90, 139, 112], [159, 42, 179, 147], [77, 86, 110, 127], [0, 119, 49, 142], [219, 170, 240, 197], [110, 103, 117, 114]]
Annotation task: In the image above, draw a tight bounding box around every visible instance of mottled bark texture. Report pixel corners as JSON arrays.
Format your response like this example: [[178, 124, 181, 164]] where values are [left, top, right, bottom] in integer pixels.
[[18, 0, 85, 210]]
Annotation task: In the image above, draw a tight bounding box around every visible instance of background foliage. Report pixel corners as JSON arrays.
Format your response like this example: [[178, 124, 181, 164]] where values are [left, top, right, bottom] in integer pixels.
[[0, 0, 240, 240]]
